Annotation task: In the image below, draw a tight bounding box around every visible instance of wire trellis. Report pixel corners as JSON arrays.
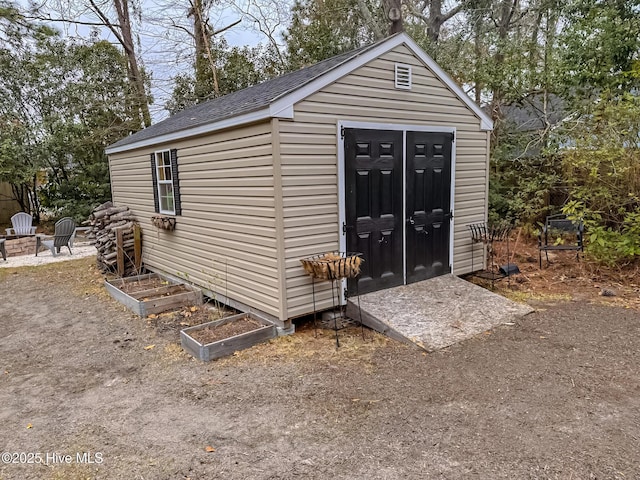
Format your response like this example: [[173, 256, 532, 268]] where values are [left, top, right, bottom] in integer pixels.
[[468, 221, 514, 288], [468, 222, 512, 244]]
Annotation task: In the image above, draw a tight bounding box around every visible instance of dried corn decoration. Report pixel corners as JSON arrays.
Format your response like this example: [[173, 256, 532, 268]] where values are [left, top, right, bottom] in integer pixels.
[[300, 252, 363, 280]]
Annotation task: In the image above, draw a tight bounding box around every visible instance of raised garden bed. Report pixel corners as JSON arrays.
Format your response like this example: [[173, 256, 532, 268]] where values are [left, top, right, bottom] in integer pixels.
[[180, 312, 276, 361], [105, 273, 202, 316]]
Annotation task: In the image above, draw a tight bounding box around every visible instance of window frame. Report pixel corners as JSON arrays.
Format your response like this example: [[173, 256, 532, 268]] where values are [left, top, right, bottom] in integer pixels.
[[154, 149, 176, 215]]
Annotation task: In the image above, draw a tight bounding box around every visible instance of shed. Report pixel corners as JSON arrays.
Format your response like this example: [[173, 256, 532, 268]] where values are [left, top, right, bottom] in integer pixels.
[[106, 32, 493, 329]]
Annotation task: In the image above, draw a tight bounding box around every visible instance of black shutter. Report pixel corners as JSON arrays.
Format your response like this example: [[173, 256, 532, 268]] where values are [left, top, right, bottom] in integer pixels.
[[150, 153, 160, 213], [170, 149, 181, 216]]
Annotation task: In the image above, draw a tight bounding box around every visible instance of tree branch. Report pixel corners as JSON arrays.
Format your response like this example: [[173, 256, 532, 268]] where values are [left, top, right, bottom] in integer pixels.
[[170, 19, 195, 40], [441, 4, 464, 23], [87, 0, 125, 47], [23, 14, 120, 28], [211, 19, 242, 36], [356, 0, 384, 39], [404, 2, 430, 24]]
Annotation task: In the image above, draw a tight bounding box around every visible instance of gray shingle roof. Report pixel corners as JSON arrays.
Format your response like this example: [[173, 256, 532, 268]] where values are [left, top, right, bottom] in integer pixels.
[[108, 41, 385, 150]]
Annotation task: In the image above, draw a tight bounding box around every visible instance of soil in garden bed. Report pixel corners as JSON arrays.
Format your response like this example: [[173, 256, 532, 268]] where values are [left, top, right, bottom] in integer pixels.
[[112, 275, 195, 301], [115, 276, 168, 295], [188, 316, 263, 345], [148, 304, 232, 338]]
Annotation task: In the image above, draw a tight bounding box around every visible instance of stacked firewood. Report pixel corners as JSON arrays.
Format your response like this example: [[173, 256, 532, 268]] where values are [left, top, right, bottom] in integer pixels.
[[85, 201, 141, 275]]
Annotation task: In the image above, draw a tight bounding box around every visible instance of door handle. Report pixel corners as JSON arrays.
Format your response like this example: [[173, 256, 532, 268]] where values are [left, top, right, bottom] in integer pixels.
[[408, 216, 415, 225]]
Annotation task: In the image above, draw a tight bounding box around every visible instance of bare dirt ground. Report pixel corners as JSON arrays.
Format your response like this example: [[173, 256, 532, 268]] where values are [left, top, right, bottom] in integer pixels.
[[1, 252, 640, 480], [483, 235, 640, 309]]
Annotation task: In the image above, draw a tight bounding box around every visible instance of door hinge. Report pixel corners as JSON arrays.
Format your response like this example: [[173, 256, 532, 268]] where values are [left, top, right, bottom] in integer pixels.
[[450, 132, 455, 143], [340, 125, 345, 140]]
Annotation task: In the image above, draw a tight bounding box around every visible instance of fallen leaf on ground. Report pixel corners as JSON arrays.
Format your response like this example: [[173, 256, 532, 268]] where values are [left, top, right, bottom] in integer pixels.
[[144, 345, 156, 350], [26, 423, 33, 429], [190, 306, 198, 312], [205, 446, 215, 453], [148, 314, 158, 319]]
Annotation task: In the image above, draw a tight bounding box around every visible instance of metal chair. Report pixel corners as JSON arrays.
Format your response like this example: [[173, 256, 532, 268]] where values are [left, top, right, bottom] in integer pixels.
[[538, 214, 584, 268], [35, 217, 76, 257], [6, 212, 36, 236]]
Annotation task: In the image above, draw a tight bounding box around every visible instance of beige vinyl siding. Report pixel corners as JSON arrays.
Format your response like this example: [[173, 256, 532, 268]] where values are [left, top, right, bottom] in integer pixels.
[[280, 44, 489, 317], [108, 122, 283, 319]]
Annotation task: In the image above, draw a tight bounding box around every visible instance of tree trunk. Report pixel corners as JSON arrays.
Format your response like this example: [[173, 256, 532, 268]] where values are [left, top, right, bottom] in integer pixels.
[[113, 0, 151, 128], [189, 0, 219, 98], [428, 0, 442, 42], [382, 0, 404, 35], [490, 0, 520, 128], [406, 1, 465, 46], [88, 0, 151, 129], [474, 21, 482, 105], [30, 175, 40, 222], [11, 184, 30, 215]]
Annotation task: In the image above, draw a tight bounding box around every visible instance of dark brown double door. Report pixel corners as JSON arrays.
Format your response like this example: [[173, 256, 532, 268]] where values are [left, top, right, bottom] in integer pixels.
[[344, 128, 453, 295]]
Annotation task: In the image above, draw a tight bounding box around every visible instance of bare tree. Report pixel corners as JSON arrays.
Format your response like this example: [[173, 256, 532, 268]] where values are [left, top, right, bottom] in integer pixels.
[[227, 0, 290, 69], [188, 0, 241, 97], [88, 0, 152, 127], [405, 0, 466, 43], [488, 0, 528, 123], [30, 0, 152, 128]]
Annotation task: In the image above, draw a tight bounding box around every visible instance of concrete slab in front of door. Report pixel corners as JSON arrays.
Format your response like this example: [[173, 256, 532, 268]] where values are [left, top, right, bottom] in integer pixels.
[[346, 274, 534, 352]]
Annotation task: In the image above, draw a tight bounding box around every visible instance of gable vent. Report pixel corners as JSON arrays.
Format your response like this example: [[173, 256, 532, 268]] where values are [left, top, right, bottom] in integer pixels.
[[395, 63, 412, 90]]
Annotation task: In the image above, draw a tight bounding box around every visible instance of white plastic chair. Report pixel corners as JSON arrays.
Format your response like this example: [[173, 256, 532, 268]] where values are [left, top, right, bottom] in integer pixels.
[[6, 212, 36, 236]]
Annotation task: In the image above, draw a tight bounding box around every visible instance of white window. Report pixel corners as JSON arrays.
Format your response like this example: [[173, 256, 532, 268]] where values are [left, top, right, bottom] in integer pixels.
[[155, 150, 175, 214]]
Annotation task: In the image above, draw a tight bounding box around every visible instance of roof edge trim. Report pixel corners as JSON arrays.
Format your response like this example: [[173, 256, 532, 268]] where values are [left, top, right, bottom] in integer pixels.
[[105, 107, 273, 155], [269, 103, 294, 119]]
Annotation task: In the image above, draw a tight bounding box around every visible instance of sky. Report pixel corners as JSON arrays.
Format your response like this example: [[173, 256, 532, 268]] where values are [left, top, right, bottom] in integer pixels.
[[23, 0, 281, 121]]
